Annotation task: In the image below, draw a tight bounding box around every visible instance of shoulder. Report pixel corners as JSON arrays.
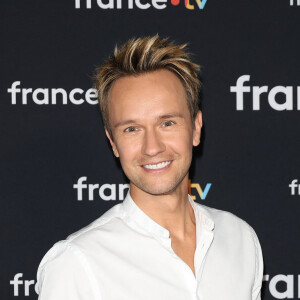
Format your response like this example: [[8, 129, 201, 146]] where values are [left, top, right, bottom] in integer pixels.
[[195, 202, 257, 237], [36, 203, 125, 293], [193, 202, 264, 298], [66, 202, 125, 243], [194, 202, 263, 261], [195, 202, 263, 275]]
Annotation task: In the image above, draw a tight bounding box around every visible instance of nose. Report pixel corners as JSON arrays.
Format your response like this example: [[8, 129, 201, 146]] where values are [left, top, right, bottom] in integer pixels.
[[141, 128, 166, 157]]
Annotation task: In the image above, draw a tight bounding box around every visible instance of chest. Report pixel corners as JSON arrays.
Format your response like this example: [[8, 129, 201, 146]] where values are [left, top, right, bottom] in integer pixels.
[[170, 233, 197, 276], [90, 232, 253, 300]]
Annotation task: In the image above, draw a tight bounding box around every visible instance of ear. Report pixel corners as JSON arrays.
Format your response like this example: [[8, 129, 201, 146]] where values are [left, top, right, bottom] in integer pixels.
[[192, 110, 202, 147], [105, 127, 120, 158]]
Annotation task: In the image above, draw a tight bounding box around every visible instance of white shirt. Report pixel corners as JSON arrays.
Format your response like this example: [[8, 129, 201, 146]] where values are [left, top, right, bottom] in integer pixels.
[[37, 192, 263, 300]]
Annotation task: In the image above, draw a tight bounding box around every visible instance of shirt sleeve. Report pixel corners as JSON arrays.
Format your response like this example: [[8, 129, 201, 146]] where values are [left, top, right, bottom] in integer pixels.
[[250, 227, 264, 300], [36, 240, 102, 300]]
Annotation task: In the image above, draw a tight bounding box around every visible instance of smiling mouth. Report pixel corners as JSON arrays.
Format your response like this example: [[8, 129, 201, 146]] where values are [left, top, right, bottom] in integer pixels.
[[141, 160, 172, 170]]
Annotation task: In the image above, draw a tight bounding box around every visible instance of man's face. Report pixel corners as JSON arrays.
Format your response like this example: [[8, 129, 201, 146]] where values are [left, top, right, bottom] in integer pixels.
[[106, 69, 202, 196]]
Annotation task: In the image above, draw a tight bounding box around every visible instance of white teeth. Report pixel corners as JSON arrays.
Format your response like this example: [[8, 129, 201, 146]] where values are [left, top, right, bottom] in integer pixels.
[[143, 161, 171, 170]]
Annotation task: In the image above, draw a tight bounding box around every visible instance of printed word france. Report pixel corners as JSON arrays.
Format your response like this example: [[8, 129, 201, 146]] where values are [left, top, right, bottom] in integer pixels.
[[75, 0, 208, 9], [290, 0, 300, 6], [10, 273, 300, 298], [289, 179, 300, 195], [7, 81, 98, 105], [74, 177, 212, 201], [230, 75, 300, 111], [74, 177, 130, 201]]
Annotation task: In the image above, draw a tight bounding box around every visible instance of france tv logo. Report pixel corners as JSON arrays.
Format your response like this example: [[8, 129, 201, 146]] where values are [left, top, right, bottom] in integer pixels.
[[75, 0, 208, 10]]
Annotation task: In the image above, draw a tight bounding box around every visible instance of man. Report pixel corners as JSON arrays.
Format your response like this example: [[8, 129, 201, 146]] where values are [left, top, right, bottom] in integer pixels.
[[37, 35, 263, 300]]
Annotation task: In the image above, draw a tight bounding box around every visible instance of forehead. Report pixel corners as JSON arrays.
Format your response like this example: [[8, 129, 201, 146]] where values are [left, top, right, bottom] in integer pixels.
[[108, 70, 189, 124]]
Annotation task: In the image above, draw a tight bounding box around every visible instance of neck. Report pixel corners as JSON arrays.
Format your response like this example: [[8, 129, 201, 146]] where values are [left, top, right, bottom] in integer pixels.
[[130, 176, 195, 240]]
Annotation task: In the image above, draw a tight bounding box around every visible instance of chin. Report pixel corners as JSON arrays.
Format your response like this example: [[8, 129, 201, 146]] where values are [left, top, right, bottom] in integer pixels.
[[141, 187, 175, 196], [132, 177, 186, 196]]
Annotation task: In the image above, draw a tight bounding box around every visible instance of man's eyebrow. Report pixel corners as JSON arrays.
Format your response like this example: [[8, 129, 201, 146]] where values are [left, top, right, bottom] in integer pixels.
[[157, 113, 184, 120], [114, 119, 137, 128], [114, 113, 184, 129]]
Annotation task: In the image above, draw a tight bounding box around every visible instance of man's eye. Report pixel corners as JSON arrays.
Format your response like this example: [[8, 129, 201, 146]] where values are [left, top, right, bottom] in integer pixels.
[[124, 126, 137, 132], [162, 120, 175, 127]]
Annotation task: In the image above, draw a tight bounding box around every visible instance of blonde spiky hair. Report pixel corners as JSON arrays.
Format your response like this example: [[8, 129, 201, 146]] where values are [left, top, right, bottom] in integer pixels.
[[93, 35, 201, 137]]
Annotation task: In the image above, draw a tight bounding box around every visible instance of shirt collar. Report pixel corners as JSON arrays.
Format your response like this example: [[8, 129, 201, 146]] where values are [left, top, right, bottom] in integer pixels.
[[122, 191, 214, 240], [188, 195, 215, 231], [122, 191, 170, 239]]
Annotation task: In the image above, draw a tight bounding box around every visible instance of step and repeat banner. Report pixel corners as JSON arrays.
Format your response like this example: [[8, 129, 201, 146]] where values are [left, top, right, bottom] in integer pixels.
[[1, 0, 300, 299]]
